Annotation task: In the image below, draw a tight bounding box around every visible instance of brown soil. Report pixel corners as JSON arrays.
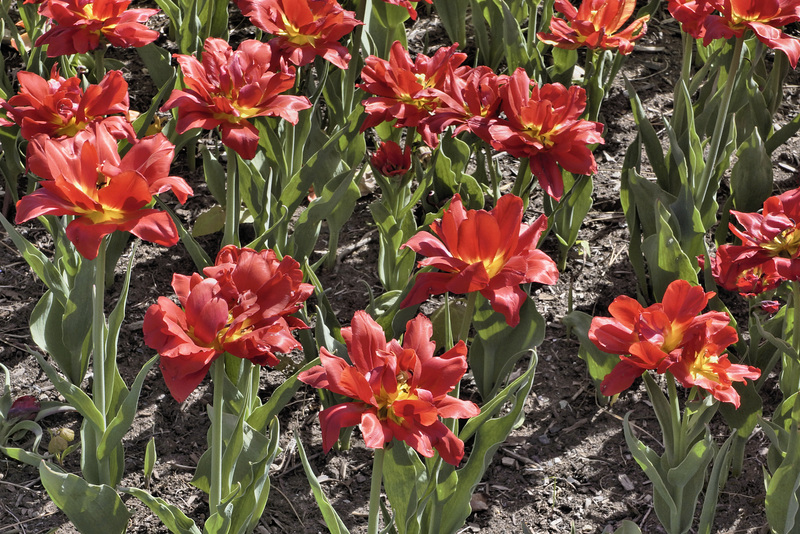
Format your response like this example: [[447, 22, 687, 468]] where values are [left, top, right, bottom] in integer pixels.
[[2, 3, 799, 534]]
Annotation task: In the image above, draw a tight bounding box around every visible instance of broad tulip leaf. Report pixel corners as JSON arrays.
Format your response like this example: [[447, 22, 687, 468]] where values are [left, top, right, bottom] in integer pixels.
[[97, 355, 158, 461], [730, 129, 772, 213], [39, 461, 130, 534], [192, 206, 226, 237], [613, 521, 643, 534], [32, 350, 104, 431], [560, 310, 618, 397], [625, 78, 669, 185], [642, 201, 698, 300], [30, 291, 85, 385], [470, 295, 545, 400], [383, 443, 429, 534], [765, 417, 800, 534], [432, 0, 468, 48], [434, 357, 537, 534], [697, 433, 735, 534], [121, 487, 200, 534], [248, 358, 320, 431], [296, 435, 350, 534], [0, 212, 67, 297]]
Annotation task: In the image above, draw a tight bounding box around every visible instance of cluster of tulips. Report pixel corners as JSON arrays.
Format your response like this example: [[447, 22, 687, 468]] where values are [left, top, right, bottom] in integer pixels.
[[2, 0, 800, 533]]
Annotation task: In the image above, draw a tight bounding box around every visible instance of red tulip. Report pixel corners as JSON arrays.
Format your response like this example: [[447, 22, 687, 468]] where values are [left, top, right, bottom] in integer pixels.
[[299, 311, 479, 465], [359, 41, 467, 147], [0, 67, 134, 142], [143, 246, 314, 403], [486, 68, 604, 200], [537, 0, 650, 55], [703, 0, 800, 67], [35, 0, 159, 56], [369, 140, 411, 177], [588, 280, 757, 406], [401, 194, 559, 327], [16, 124, 191, 260], [668, 0, 715, 38], [162, 38, 312, 160], [235, 0, 362, 69]]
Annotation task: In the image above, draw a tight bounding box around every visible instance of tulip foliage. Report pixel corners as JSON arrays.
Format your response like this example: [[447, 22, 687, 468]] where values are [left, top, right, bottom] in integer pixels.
[[2, 0, 800, 533]]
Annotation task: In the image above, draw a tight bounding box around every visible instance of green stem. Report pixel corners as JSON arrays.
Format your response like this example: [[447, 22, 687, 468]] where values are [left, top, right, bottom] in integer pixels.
[[92, 238, 111, 484], [367, 447, 386, 534], [666, 373, 682, 463], [485, 143, 501, 203], [223, 153, 240, 247], [457, 292, 478, 343], [443, 292, 454, 350], [679, 31, 693, 91], [696, 37, 744, 210], [792, 281, 800, 357], [210, 358, 225, 514]]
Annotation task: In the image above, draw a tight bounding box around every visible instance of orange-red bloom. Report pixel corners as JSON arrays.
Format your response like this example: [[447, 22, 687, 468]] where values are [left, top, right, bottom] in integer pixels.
[[162, 38, 312, 160], [401, 194, 559, 327], [299, 311, 479, 465], [668, 0, 715, 38], [589, 280, 758, 406], [0, 67, 134, 142], [370, 140, 411, 177], [359, 41, 467, 147], [16, 124, 191, 260], [537, 0, 650, 55], [703, 0, 800, 67], [704, 188, 800, 293], [35, 0, 159, 56], [487, 68, 604, 200], [236, 0, 362, 69], [143, 246, 314, 403]]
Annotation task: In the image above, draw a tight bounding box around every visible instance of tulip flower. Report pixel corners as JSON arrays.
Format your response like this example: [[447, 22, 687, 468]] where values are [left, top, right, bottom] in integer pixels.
[[668, 0, 715, 38], [235, 0, 362, 69], [707, 188, 800, 286], [703, 0, 800, 67], [162, 38, 312, 160], [0, 67, 134, 142], [370, 140, 411, 177], [424, 66, 508, 140], [15, 124, 191, 260], [299, 311, 479, 465], [35, 0, 159, 56], [589, 280, 746, 399], [537, 0, 650, 55], [359, 41, 468, 147], [400, 194, 559, 327], [487, 68, 604, 200], [143, 246, 314, 403], [668, 327, 759, 407]]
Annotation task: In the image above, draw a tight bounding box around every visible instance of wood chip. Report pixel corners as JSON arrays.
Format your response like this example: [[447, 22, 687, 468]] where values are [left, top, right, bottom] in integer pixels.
[[618, 473, 635, 491]]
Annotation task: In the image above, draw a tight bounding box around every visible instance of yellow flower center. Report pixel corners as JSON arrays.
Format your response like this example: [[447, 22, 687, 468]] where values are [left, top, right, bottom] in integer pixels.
[[687, 348, 721, 384], [54, 116, 87, 137], [524, 123, 556, 148], [278, 13, 316, 47], [760, 226, 800, 258], [375, 371, 418, 425]]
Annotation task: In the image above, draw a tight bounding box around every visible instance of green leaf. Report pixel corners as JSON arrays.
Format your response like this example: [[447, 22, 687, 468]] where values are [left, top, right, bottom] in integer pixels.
[[97, 355, 158, 461], [432, 0, 468, 47], [560, 310, 618, 397], [247, 358, 321, 432], [39, 461, 130, 534], [144, 437, 157, 484], [30, 291, 85, 385], [613, 521, 642, 534], [0, 212, 67, 297], [470, 295, 544, 399], [296, 435, 351, 534], [32, 351, 105, 431], [730, 129, 772, 213], [192, 206, 226, 237], [121, 487, 200, 534], [383, 443, 429, 534], [765, 416, 800, 533], [642, 202, 698, 300]]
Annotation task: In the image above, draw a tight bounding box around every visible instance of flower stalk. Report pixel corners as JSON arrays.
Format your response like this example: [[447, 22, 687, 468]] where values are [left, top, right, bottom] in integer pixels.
[[367, 447, 386, 534]]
